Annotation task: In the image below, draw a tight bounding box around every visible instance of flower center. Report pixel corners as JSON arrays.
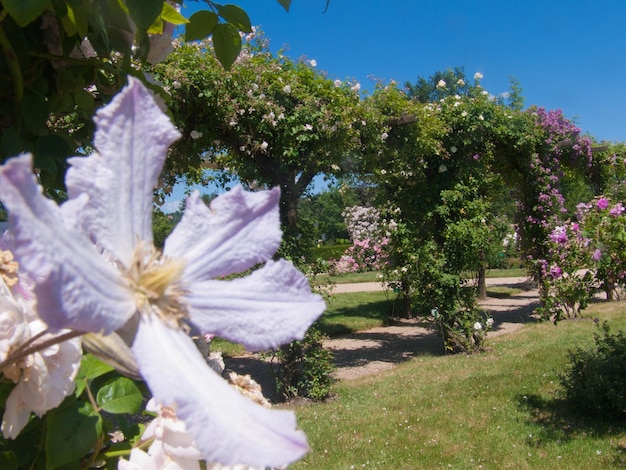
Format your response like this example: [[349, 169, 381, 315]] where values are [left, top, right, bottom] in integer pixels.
[[0, 250, 19, 288], [127, 243, 188, 328]]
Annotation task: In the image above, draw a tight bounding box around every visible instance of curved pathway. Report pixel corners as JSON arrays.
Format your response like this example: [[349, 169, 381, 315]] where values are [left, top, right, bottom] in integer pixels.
[[226, 277, 541, 400], [326, 277, 540, 380]]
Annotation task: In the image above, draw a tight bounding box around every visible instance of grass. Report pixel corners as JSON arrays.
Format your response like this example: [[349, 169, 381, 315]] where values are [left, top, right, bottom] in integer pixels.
[[318, 291, 395, 337], [314, 271, 382, 285], [287, 301, 626, 469], [314, 267, 529, 286], [486, 285, 525, 298], [485, 267, 527, 278]]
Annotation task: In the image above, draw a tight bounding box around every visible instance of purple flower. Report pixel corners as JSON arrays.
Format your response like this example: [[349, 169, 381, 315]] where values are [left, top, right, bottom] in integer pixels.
[[610, 203, 624, 217], [597, 198, 609, 210], [0, 78, 324, 467], [592, 249, 602, 261], [549, 226, 568, 244], [549, 264, 563, 278]]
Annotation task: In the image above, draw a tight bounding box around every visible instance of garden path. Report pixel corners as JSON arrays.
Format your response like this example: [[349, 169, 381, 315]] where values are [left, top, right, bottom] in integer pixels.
[[327, 277, 539, 381], [225, 276, 541, 401]]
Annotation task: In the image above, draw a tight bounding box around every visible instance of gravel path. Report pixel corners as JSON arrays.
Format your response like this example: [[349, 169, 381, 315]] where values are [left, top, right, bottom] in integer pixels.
[[225, 277, 540, 400], [326, 277, 539, 380]]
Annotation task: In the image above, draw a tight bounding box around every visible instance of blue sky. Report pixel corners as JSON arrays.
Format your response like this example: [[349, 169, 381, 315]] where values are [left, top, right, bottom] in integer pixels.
[[164, 0, 626, 211]]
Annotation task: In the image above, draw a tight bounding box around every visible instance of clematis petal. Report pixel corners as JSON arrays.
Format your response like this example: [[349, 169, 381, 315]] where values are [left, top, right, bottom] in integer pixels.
[[164, 187, 282, 282], [132, 314, 309, 468], [65, 77, 181, 264], [0, 155, 135, 333], [186, 260, 325, 352]]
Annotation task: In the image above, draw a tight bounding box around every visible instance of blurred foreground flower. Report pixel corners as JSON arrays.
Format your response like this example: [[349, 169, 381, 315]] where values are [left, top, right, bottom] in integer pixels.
[[119, 357, 275, 470], [0, 248, 81, 439], [0, 78, 325, 467]]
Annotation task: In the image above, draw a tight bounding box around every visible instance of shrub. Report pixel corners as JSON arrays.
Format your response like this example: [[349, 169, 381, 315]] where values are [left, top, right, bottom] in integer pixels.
[[308, 244, 350, 261], [560, 320, 626, 417], [268, 324, 335, 401]]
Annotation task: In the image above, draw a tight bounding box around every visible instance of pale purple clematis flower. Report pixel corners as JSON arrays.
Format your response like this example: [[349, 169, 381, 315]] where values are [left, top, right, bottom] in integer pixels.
[[0, 78, 325, 467]]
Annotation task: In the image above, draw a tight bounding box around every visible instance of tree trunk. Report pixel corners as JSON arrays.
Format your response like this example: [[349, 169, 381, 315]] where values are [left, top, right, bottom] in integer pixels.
[[477, 266, 487, 299]]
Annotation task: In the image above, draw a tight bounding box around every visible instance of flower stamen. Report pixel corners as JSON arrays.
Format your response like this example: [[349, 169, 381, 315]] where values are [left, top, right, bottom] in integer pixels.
[[0, 250, 19, 288], [126, 243, 188, 328]]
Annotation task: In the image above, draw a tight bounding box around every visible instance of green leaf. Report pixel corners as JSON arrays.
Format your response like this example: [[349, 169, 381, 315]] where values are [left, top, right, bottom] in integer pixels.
[[78, 354, 115, 380], [2, 0, 49, 27], [185, 10, 218, 41], [213, 22, 242, 70], [35, 135, 71, 169], [0, 127, 21, 157], [73, 89, 95, 109], [125, 0, 163, 33], [217, 4, 252, 33], [96, 377, 143, 414], [277, 0, 291, 12], [60, 3, 77, 36], [161, 1, 189, 25], [21, 90, 49, 136], [45, 400, 101, 470], [0, 452, 17, 470]]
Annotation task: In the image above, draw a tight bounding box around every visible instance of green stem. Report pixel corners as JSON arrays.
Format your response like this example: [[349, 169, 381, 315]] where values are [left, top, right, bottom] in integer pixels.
[[103, 449, 133, 459], [30, 51, 122, 77], [0, 330, 83, 372]]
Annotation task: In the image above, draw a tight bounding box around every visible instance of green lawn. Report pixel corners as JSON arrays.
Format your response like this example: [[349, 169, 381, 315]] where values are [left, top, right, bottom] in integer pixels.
[[318, 291, 395, 337], [287, 300, 626, 469], [314, 267, 529, 286]]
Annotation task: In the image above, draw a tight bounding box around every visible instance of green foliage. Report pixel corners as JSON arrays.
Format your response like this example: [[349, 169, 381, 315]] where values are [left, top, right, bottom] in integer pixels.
[[308, 244, 350, 261], [560, 320, 626, 417], [0, 353, 148, 468], [298, 182, 360, 244], [405, 66, 472, 103], [152, 36, 365, 247], [0, 0, 259, 195], [152, 207, 176, 248], [269, 324, 335, 401]]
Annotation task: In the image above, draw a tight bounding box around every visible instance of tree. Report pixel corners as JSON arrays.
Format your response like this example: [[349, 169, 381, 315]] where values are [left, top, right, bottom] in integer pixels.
[[404, 66, 473, 103], [152, 35, 365, 247], [298, 182, 359, 244]]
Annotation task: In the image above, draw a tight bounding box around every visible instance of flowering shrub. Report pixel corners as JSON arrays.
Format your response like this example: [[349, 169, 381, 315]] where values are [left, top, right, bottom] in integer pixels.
[[330, 237, 390, 274], [579, 196, 626, 300], [153, 33, 364, 236], [517, 107, 594, 272], [534, 221, 595, 322], [342, 206, 383, 241], [329, 206, 390, 274]]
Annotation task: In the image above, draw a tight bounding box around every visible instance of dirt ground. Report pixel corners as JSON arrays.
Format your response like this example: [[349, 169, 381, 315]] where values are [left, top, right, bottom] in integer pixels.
[[225, 277, 541, 401]]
